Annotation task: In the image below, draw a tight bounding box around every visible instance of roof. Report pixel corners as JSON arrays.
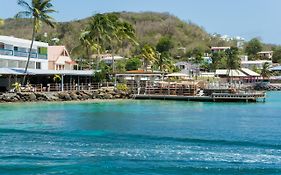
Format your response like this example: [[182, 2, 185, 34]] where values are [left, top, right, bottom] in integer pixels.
[[215, 69, 246, 77], [271, 66, 281, 71], [0, 68, 95, 76], [0, 35, 48, 48], [211, 47, 231, 50], [240, 68, 260, 77], [0, 68, 22, 75], [241, 60, 272, 64], [258, 51, 273, 54], [166, 73, 189, 77], [102, 55, 124, 61]]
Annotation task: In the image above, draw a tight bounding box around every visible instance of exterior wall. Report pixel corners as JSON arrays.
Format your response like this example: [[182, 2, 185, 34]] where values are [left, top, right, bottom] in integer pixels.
[[258, 52, 273, 60], [0, 36, 48, 70], [241, 61, 272, 69]]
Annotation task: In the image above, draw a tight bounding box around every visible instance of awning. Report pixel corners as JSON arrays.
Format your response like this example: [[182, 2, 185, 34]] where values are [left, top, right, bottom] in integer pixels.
[[0, 68, 96, 76]]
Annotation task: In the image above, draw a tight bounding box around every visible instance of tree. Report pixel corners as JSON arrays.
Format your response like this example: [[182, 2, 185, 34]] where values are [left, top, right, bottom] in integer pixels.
[[211, 51, 226, 70], [191, 48, 204, 64], [0, 19, 4, 34], [155, 52, 172, 72], [85, 14, 114, 70], [156, 36, 174, 53], [16, 0, 56, 85], [260, 62, 271, 80], [140, 44, 158, 71], [272, 47, 281, 63], [125, 57, 142, 71], [225, 47, 241, 82], [108, 14, 138, 73], [225, 47, 240, 70], [72, 30, 101, 69], [245, 38, 263, 60]]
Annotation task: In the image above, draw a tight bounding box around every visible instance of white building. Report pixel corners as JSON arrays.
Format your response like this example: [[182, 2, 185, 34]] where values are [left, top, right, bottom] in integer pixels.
[[0, 35, 48, 70], [211, 47, 231, 53], [241, 60, 272, 70], [257, 51, 273, 60]]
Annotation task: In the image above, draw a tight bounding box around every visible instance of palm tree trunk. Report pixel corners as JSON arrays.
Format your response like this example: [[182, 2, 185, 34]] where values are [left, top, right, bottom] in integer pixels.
[[22, 18, 36, 86], [112, 46, 115, 73]]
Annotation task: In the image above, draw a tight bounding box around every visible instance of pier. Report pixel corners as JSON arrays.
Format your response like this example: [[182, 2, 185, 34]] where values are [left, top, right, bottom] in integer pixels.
[[135, 91, 266, 102]]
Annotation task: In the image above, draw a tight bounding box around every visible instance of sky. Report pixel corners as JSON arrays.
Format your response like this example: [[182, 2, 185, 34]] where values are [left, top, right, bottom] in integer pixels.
[[1, 0, 281, 44]]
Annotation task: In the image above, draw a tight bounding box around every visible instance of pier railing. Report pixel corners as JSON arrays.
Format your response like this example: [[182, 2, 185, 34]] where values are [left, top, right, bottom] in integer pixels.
[[25, 82, 114, 92]]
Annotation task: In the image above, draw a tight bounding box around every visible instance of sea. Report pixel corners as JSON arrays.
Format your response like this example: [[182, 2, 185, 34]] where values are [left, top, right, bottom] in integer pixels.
[[0, 92, 281, 175]]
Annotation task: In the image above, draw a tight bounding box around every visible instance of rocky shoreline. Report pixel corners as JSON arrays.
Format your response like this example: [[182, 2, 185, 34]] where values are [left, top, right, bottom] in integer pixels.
[[254, 83, 281, 91], [0, 87, 133, 103]]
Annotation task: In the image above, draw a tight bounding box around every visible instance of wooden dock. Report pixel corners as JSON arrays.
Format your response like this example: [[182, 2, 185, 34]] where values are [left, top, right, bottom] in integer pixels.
[[134, 92, 266, 103]]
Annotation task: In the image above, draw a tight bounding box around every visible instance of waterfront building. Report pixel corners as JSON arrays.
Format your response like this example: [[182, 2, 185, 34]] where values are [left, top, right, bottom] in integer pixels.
[[0, 35, 95, 92], [0, 35, 48, 70]]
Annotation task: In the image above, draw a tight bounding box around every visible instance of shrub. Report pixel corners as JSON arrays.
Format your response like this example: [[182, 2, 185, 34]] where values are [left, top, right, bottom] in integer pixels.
[[116, 83, 128, 92]]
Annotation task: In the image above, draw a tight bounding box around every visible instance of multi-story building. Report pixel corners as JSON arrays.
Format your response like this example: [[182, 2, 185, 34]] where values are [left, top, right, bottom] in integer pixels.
[[0, 35, 48, 70]]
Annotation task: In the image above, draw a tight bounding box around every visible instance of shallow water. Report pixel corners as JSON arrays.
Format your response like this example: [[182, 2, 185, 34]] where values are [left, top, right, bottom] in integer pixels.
[[0, 92, 281, 174]]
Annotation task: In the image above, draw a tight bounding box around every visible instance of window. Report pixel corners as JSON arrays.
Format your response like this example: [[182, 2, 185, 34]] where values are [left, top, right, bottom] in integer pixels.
[[36, 62, 41, 69], [14, 46, 18, 51]]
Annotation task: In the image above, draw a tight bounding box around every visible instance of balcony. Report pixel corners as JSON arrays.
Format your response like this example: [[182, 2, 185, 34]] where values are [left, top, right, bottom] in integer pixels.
[[0, 48, 13, 56], [14, 50, 37, 58], [0, 48, 47, 60], [38, 54, 48, 59]]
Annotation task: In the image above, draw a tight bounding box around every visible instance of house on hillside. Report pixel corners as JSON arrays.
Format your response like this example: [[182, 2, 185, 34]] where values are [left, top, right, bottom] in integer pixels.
[[241, 60, 272, 70], [48, 46, 77, 70], [211, 47, 231, 53], [175, 61, 199, 76], [257, 51, 273, 60], [0, 35, 48, 70]]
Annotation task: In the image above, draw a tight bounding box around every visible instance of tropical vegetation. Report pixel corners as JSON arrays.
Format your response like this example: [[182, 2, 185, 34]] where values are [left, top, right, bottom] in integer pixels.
[[16, 0, 56, 85]]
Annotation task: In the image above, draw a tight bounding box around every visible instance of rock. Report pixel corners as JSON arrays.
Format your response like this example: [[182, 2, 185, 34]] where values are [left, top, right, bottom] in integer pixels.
[[69, 92, 78, 100], [28, 93, 37, 101], [103, 94, 113, 99], [58, 92, 72, 101]]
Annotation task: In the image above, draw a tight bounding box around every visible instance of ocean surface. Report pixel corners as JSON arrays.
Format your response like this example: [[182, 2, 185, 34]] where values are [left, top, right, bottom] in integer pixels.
[[0, 92, 281, 175]]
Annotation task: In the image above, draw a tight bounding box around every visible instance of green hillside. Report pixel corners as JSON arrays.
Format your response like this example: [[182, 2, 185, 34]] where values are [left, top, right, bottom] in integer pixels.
[[0, 12, 232, 58]]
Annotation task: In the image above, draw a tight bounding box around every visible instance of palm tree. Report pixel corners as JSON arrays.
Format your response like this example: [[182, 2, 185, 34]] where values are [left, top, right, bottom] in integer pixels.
[[85, 14, 113, 70], [16, 0, 56, 85], [0, 18, 4, 26], [109, 15, 138, 72], [225, 47, 240, 83], [261, 62, 271, 80], [155, 52, 171, 72], [72, 30, 101, 69], [140, 44, 158, 72], [0, 19, 4, 35]]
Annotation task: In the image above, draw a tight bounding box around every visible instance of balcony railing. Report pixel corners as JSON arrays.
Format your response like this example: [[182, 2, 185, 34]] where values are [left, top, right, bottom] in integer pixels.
[[14, 50, 37, 58], [0, 48, 13, 56], [38, 54, 48, 59], [0, 48, 46, 59]]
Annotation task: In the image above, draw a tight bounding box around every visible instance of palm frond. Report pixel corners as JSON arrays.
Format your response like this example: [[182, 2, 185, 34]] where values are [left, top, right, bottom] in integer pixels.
[[15, 11, 32, 18]]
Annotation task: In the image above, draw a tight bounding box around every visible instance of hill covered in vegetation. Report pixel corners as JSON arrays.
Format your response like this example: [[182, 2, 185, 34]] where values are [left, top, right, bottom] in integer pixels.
[[0, 12, 233, 58]]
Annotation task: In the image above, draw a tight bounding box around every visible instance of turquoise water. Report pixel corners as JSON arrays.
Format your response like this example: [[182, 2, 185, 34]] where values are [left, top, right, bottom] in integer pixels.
[[0, 92, 281, 174]]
